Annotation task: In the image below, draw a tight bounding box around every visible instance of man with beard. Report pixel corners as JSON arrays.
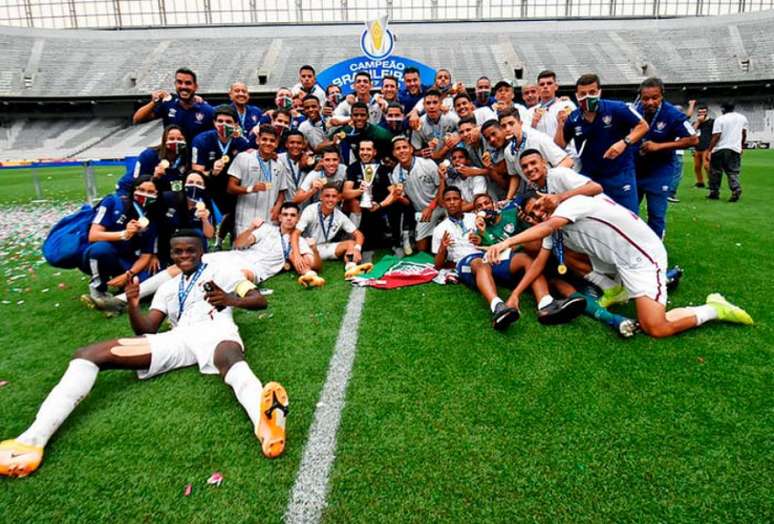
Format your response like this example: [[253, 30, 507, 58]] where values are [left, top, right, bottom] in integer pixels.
[[398, 67, 426, 113], [133, 68, 214, 142], [634, 77, 698, 237]]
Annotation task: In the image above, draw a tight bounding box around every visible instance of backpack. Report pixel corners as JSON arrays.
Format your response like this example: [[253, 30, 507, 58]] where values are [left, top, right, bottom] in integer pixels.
[[42, 201, 101, 269]]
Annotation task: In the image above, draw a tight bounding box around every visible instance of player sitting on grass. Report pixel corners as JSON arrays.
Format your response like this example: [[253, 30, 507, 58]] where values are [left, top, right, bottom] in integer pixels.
[[473, 193, 639, 338], [432, 186, 585, 331], [0, 230, 288, 478], [484, 193, 753, 338], [291, 184, 372, 287]]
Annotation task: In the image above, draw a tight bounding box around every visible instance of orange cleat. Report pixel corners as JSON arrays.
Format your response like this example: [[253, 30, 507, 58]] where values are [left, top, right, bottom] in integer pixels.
[[344, 262, 373, 280], [0, 440, 43, 478], [256, 382, 288, 459], [298, 271, 325, 288]]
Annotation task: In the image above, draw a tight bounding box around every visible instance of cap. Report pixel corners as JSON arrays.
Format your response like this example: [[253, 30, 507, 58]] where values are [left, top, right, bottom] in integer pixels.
[[493, 79, 514, 92]]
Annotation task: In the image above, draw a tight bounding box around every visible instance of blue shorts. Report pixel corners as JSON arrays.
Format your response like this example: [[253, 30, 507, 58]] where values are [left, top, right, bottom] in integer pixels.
[[456, 252, 516, 289]]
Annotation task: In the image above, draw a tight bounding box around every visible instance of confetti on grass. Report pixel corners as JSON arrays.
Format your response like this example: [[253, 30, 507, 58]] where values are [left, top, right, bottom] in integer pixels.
[[207, 472, 224, 487], [183, 483, 192, 497], [0, 381, 8, 388]]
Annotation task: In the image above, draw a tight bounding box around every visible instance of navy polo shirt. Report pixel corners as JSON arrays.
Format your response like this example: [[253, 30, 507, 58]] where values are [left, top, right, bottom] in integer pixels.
[[152, 96, 214, 141], [635, 101, 695, 177]]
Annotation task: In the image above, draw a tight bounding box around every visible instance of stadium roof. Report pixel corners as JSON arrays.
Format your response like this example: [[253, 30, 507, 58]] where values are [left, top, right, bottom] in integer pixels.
[[1, 10, 773, 99], [2, 0, 773, 29]]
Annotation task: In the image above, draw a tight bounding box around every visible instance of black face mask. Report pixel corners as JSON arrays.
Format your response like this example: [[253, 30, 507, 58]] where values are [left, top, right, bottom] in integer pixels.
[[185, 184, 206, 202], [481, 208, 499, 224]]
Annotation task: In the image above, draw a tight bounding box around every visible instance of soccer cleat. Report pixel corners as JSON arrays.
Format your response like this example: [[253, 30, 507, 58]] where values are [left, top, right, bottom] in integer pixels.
[[344, 262, 373, 280], [492, 302, 519, 331], [706, 293, 753, 325], [402, 231, 413, 256], [598, 284, 628, 308], [728, 191, 741, 203], [667, 196, 680, 203], [256, 382, 288, 459], [666, 266, 684, 291], [0, 440, 43, 478], [694, 182, 706, 188], [81, 292, 126, 313], [707, 192, 720, 200], [298, 271, 325, 288], [537, 296, 586, 325], [617, 318, 640, 339]]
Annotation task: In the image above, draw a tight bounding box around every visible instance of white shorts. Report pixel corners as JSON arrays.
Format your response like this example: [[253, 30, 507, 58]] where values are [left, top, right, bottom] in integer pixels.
[[316, 241, 340, 260], [137, 319, 243, 379], [619, 255, 668, 306], [415, 207, 447, 241]]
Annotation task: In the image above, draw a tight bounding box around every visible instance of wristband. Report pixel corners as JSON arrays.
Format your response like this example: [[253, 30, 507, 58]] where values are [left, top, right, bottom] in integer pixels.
[[428, 200, 437, 210], [246, 186, 253, 193], [354, 244, 362, 251]]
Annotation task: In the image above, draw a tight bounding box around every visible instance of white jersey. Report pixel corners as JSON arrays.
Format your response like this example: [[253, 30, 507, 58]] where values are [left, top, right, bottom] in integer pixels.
[[492, 102, 530, 126], [445, 171, 488, 203], [228, 151, 289, 231], [291, 83, 326, 106], [333, 97, 383, 126], [542, 195, 666, 272], [431, 213, 480, 263], [712, 112, 749, 153], [278, 152, 307, 202], [504, 128, 569, 184], [298, 118, 327, 150], [527, 98, 576, 138], [151, 261, 244, 328], [541, 166, 592, 194], [298, 165, 348, 203], [389, 157, 441, 211], [410, 113, 459, 152], [296, 202, 357, 244]]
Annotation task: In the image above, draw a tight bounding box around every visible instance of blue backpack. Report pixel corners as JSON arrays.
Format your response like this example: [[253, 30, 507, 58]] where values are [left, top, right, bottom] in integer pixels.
[[42, 201, 101, 269]]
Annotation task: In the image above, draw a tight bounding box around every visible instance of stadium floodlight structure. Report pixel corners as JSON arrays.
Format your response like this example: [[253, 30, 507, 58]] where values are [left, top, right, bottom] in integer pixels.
[[1, 0, 774, 29]]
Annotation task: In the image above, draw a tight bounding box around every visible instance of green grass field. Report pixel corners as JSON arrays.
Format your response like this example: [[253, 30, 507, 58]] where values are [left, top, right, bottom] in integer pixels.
[[1, 152, 772, 522]]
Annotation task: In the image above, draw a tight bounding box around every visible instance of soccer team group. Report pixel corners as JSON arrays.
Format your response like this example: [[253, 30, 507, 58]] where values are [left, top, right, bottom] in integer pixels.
[[1, 64, 755, 478]]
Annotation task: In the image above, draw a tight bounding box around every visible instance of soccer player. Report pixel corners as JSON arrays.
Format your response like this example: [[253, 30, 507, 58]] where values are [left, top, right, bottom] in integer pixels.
[[479, 119, 517, 200], [634, 77, 698, 237], [331, 72, 383, 127], [191, 105, 251, 177], [473, 76, 496, 109], [497, 108, 573, 199], [132, 67, 214, 141], [707, 101, 748, 202], [299, 95, 331, 153], [342, 139, 391, 241], [433, 186, 585, 331], [280, 130, 313, 204], [692, 104, 713, 188], [227, 125, 289, 232], [410, 89, 459, 161], [385, 136, 446, 253], [294, 146, 348, 205], [228, 81, 263, 137], [528, 70, 576, 139], [485, 192, 753, 338], [378, 75, 400, 107], [521, 83, 540, 109], [443, 147, 487, 211], [491, 79, 529, 123], [291, 184, 371, 284], [381, 102, 410, 138], [556, 73, 649, 213], [453, 92, 497, 127], [398, 67, 426, 113], [291, 65, 326, 106], [333, 102, 393, 164], [80, 176, 159, 312], [0, 231, 288, 478], [116, 124, 189, 195]]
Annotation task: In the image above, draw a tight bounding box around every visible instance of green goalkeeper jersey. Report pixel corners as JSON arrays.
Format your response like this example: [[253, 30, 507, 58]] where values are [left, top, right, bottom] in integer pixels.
[[479, 208, 527, 246]]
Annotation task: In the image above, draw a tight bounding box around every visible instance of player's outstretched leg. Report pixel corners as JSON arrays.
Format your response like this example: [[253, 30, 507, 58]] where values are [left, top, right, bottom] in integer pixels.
[[1, 338, 151, 477], [215, 343, 288, 459], [573, 292, 639, 338], [637, 294, 753, 338]]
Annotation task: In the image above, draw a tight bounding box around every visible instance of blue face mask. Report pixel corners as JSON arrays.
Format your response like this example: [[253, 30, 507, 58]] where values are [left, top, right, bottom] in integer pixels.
[[185, 184, 205, 202]]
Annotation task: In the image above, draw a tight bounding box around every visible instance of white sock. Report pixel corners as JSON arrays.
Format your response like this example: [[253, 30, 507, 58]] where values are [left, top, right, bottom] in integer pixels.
[[489, 297, 504, 312], [116, 269, 174, 302], [17, 359, 99, 448], [584, 271, 618, 291], [537, 295, 554, 310], [350, 212, 362, 227], [345, 261, 355, 271], [224, 361, 263, 428], [688, 305, 718, 326]]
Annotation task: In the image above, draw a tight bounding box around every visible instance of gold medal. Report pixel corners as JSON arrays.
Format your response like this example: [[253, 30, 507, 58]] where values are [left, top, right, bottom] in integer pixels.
[[558, 263, 568, 275], [221, 155, 230, 164], [264, 182, 272, 190], [307, 156, 316, 166], [195, 201, 206, 211], [283, 262, 291, 271], [137, 217, 150, 229], [337, 131, 347, 140], [159, 159, 170, 169]]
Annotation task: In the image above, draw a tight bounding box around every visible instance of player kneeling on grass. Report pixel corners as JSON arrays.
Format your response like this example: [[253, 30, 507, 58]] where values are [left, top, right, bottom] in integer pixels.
[[291, 184, 372, 287], [485, 193, 753, 338], [0, 230, 288, 478], [432, 186, 585, 331]]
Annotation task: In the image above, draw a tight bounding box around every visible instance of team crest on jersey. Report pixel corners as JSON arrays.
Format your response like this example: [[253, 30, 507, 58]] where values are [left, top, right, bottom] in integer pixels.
[[656, 121, 666, 131], [504, 223, 515, 234], [168, 108, 177, 118], [195, 112, 204, 122], [252, 115, 258, 122], [574, 126, 583, 136], [602, 115, 613, 126]]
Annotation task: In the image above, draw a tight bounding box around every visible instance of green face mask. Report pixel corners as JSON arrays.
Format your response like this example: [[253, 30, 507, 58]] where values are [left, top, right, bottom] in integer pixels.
[[578, 94, 600, 113]]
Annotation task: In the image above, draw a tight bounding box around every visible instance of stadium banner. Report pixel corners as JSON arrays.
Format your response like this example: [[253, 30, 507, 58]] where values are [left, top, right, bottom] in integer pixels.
[[317, 16, 436, 93]]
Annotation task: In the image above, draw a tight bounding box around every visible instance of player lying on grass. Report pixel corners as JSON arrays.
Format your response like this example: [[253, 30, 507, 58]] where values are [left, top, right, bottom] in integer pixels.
[[432, 186, 586, 331], [291, 184, 373, 287], [472, 193, 639, 338], [0, 230, 288, 478], [484, 192, 753, 338], [113, 202, 317, 305]]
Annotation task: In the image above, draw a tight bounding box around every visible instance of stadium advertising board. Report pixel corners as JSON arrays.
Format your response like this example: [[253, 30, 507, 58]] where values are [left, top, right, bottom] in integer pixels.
[[316, 16, 436, 93]]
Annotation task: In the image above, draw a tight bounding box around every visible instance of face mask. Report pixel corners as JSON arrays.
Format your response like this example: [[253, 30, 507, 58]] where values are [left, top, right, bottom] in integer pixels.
[[386, 116, 403, 127], [185, 184, 205, 202], [480, 208, 499, 225], [578, 94, 600, 113], [277, 95, 293, 110], [475, 89, 491, 101], [328, 93, 342, 106], [438, 82, 451, 93], [215, 122, 236, 139], [134, 191, 157, 208], [166, 140, 186, 155]]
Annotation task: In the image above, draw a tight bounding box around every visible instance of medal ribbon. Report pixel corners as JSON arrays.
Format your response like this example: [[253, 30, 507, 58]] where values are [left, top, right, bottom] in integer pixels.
[[178, 262, 207, 315], [318, 206, 335, 242], [217, 137, 233, 158], [257, 155, 272, 182], [398, 158, 414, 183], [287, 157, 301, 186]]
